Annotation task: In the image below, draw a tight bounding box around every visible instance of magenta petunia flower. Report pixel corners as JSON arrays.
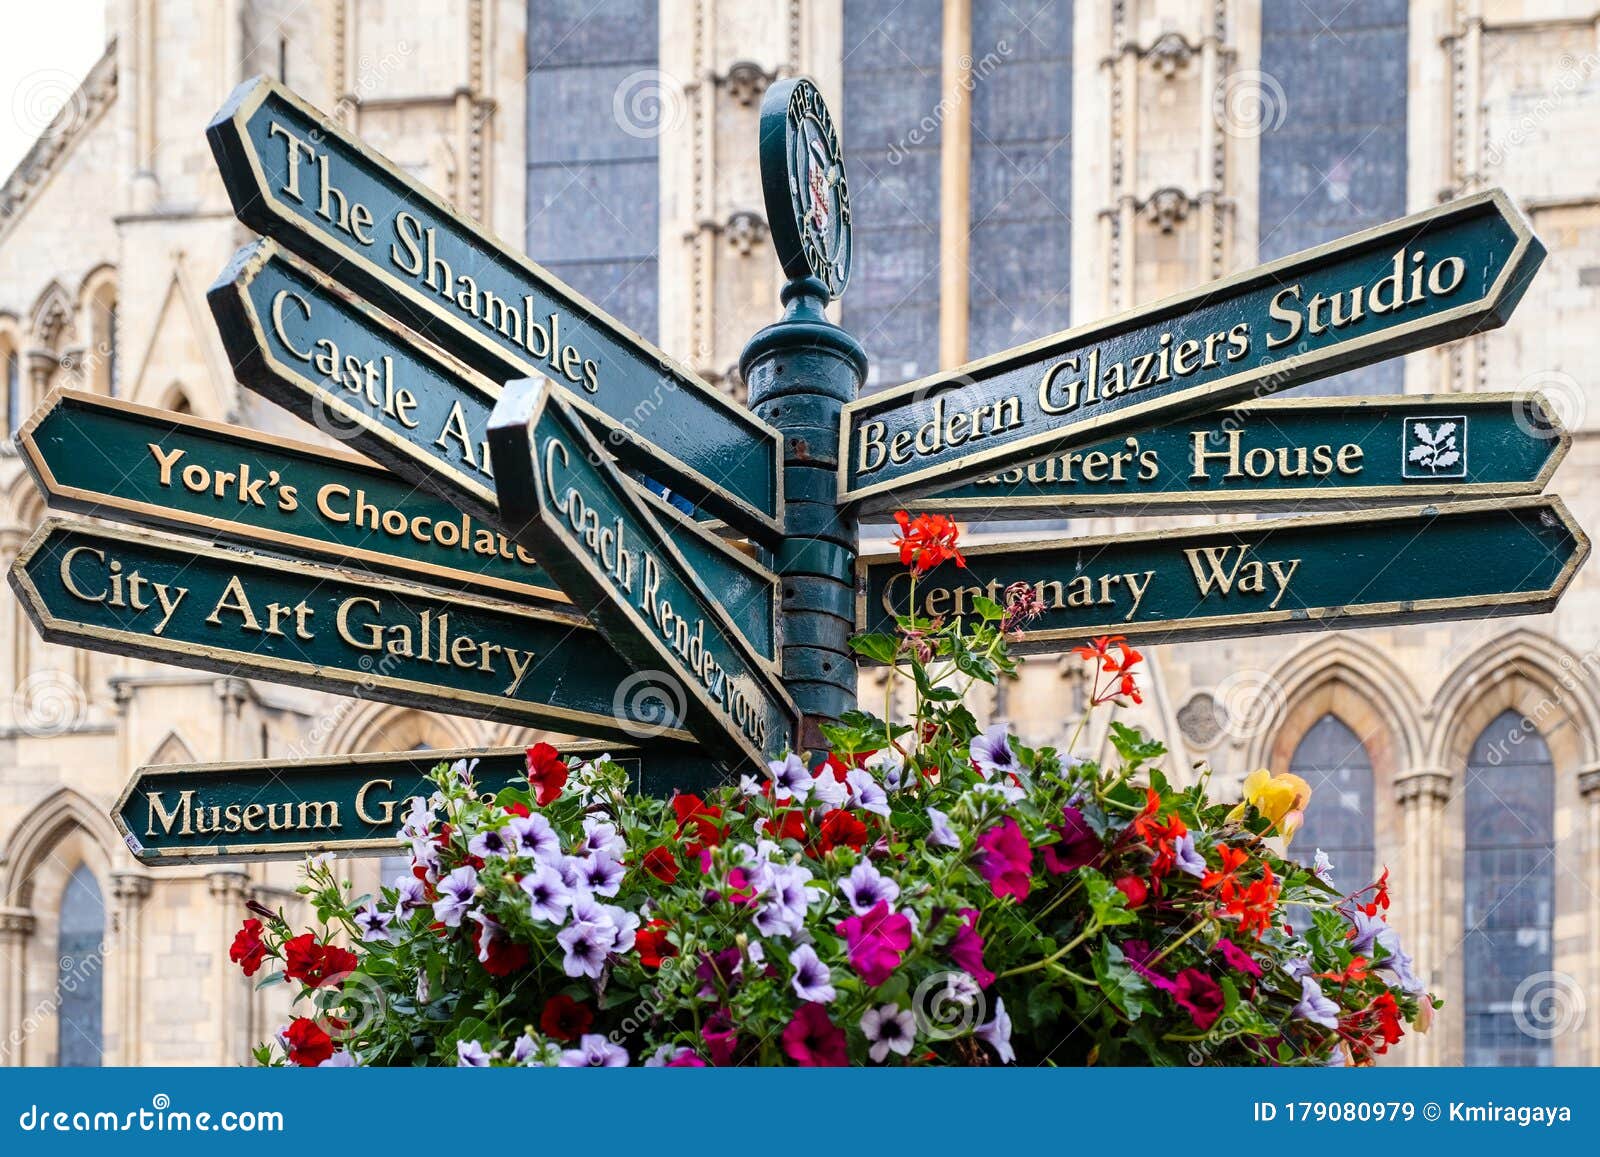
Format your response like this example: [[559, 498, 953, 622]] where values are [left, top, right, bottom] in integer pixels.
[[1041, 805, 1101, 875], [835, 900, 913, 986], [1172, 968, 1225, 1031], [1215, 937, 1263, 978], [947, 908, 996, 989], [782, 1002, 848, 1067], [975, 817, 1033, 901]]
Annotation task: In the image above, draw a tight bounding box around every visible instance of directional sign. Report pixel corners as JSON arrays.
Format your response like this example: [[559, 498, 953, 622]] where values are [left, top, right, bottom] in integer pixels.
[[208, 241, 776, 661], [840, 189, 1544, 507], [19, 389, 568, 611], [10, 518, 694, 743], [884, 393, 1569, 520], [856, 496, 1588, 654], [206, 76, 784, 541], [488, 378, 799, 769], [116, 743, 727, 864]]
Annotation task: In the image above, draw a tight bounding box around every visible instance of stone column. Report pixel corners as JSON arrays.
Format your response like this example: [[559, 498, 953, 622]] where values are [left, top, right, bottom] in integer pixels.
[[208, 870, 250, 1064], [1393, 767, 1452, 1066], [109, 872, 151, 1066], [0, 908, 37, 1066], [1580, 763, 1600, 1066]]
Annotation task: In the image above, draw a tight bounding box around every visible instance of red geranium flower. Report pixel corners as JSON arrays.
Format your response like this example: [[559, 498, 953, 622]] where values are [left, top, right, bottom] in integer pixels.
[[539, 994, 594, 1042], [891, 510, 966, 574], [641, 845, 680, 883], [762, 809, 807, 844], [635, 920, 677, 969], [1201, 844, 1249, 891], [229, 918, 267, 977], [525, 743, 569, 806], [283, 1016, 334, 1067]]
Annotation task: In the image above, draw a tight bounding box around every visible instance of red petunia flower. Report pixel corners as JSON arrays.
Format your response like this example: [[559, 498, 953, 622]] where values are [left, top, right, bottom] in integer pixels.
[[229, 918, 267, 977], [762, 809, 807, 844], [782, 1002, 848, 1066], [641, 845, 680, 884], [525, 743, 569, 806], [471, 924, 530, 977], [539, 994, 594, 1042], [891, 511, 967, 574], [283, 1016, 334, 1067], [282, 934, 357, 989], [671, 794, 726, 855], [635, 920, 677, 969], [812, 809, 868, 855]]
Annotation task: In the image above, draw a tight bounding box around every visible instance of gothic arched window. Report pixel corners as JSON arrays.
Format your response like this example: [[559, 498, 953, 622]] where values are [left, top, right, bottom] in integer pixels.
[[1283, 714, 1375, 936], [5, 350, 19, 436], [56, 864, 106, 1067], [1463, 710, 1555, 1066]]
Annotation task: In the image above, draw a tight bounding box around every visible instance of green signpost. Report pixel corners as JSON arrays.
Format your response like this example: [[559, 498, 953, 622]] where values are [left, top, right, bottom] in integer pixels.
[[839, 190, 1544, 507], [115, 743, 725, 864], [857, 495, 1588, 653], [0, 73, 1584, 867], [887, 392, 1569, 519], [488, 378, 800, 769], [20, 389, 569, 611], [206, 76, 784, 542], [207, 243, 777, 662], [10, 518, 692, 743]]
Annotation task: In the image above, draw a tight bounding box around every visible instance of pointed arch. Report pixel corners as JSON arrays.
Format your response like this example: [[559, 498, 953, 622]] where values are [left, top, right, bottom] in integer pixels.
[[1244, 634, 1424, 774], [29, 280, 75, 351], [76, 263, 117, 395], [1427, 628, 1599, 772], [0, 788, 123, 908], [144, 731, 196, 766], [321, 702, 480, 756]]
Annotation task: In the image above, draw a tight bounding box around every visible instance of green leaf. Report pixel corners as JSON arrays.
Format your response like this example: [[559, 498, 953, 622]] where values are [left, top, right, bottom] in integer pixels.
[[1108, 721, 1165, 766], [1084, 870, 1138, 928], [848, 633, 900, 665], [1093, 941, 1151, 1020], [971, 595, 1004, 622]]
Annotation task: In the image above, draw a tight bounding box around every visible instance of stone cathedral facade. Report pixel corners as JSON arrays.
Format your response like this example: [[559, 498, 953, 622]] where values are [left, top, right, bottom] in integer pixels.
[[0, 0, 1597, 1066]]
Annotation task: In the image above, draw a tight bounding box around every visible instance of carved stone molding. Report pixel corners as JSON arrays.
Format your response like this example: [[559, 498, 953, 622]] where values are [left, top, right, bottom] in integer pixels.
[[688, 211, 770, 257], [715, 60, 779, 107], [1395, 768, 1453, 806], [1177, 692, 1226, 748], [1145, 32, 1198, 79], [207, 870, 251, 901], [0, 907, 36, 938], [1141, 186, 1195, 233], [1579, 762, 1600, 799], [110, 872, 153, 904]]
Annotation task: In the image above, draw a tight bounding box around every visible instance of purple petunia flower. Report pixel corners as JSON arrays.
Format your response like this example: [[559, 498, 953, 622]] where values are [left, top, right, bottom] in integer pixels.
[[860, 1004, 916, 1063], [1173, 831, 1206, 878], [392, 873, 428, 915], [400, 797, 434, 840], [864, 747, 908, 790], [927, 807, 959, 850], [1312, 848, 1337, 887], [519, 861, 572, 924], [976, 998, 1015, 1064], [355, 900, 395, 943], [558, 1033, 630, 1067], [318, 1050, 357, 1067], [432, 866, 478, 928], [577, 854, 625, 897], [456, 1039, 490, 1067], [1346, 907, 1385, 955], [766, 752, 813, 801], [511, 1034, 546, 1066], [507, 813, 560, 860], [467, 824, 514, 860], [581, 818, 626, 861], [845, 768, 891, 817], [1375, 926, 1425, 994], [787, 943, 836, 1003], [753, 864, 818, 938], [969, 723, 1018, 780], [556, 918, 615, 979], [1292, 975, 1341, 1029], [810, 769, 849, 810], [838, 861, 900, 915]]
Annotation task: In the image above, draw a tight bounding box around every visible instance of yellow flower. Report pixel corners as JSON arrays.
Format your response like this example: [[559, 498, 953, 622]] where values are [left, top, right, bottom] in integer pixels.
[[1227, 769, 1314, 845]]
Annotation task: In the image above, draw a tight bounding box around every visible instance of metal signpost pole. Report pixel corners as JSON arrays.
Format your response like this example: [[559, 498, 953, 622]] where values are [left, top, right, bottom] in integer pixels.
[[742, 79, 867, 747]]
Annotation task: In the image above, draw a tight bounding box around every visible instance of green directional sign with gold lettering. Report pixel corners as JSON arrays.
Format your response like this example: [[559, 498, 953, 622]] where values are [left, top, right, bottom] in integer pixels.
[[857, 496, 1588, 653], [115, 743, 725, 864], [890, 392, 1569, 519], [207, 75, 783, 541], [488, 379, 798, 770], [841, 190, 1544, 508], [208, 242, 776, 661], [10, 519, 692, 743], [19, 389, 569, 610]]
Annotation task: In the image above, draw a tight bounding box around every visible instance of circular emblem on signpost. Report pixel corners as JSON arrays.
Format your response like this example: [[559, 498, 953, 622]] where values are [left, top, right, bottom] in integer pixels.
[[759, 78, 852, 300]]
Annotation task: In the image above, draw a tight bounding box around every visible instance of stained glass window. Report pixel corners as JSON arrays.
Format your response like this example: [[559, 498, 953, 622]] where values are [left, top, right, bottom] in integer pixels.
[[57, 865, 105, 1067], [1463, 710, 1555, 1066], [1258, 1, 1407, 397], [1286, 715, 1374, 930]]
